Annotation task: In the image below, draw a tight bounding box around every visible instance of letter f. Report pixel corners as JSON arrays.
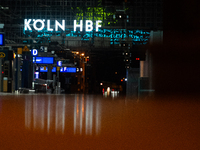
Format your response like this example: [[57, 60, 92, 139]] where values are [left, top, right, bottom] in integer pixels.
[[24, 19, 32, 31]]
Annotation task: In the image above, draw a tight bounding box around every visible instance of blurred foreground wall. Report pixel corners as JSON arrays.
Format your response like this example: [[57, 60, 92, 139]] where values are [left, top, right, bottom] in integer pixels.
[[150, 32, 200, 96]]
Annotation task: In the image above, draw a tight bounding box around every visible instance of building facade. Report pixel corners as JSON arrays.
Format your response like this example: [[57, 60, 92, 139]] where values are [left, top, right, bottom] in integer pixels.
[[0, 0, 163, 94]]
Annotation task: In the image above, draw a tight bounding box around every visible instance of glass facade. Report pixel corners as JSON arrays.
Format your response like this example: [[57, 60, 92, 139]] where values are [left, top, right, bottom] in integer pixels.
[[0, 0, 162, 45]]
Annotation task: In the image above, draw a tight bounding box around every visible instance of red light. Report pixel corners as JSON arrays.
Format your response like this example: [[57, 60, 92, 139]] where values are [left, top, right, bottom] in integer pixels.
[[2, 71, 4, 74], [136, 58, 140, 60], [121, 79, 123, 82], [87, 58, 89, 61]]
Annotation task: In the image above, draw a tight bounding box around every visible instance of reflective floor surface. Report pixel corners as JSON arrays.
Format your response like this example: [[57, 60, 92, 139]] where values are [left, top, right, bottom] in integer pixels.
[[0, 93, 200, 149]]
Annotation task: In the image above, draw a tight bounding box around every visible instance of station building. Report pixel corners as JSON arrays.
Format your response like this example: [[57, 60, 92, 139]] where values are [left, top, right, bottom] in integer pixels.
[[0, 0, 163, 96]]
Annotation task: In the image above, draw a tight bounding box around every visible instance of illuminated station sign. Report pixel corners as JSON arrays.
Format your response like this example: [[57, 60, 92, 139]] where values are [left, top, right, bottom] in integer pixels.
[[31, 49, 38, 56], [33, 57, 54, 64], [24, 19, 102, 32], [0, 33, 5, 46], [40, 67, 76, 73]]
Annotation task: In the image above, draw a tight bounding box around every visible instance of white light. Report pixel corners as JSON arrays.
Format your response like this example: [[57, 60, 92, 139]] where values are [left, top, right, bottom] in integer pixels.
[[80, 68, 83, 71], [96, 20, 102, 32], [100, 83, 103, 85], [44, 47, 48, 52], [33, 19, 45, 31], [107, 87, 110, 92], [36, 58, 42, 62], [125, 78, 127, 81], [119, 15, 121, 18], [86, 20, 93, 32], [35, 72, 39, 79], [24, 19, 32, 31], [74, 20, 83, 31], [57, 61, 62, 67], [104, 91, 107, 97], [29, 90, 35, 92], [107, 87, 110, 95], [55, 20, 65, 31], [47, 20, 53, 31]]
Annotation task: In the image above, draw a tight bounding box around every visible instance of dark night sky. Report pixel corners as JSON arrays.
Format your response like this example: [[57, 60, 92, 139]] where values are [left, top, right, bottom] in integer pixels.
[[164, 0, 200, 32]]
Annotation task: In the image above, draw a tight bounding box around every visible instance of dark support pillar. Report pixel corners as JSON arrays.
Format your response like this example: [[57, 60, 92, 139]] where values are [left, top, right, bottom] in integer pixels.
[[15, 54, 18, 91], [0, 58, 2, 92], [47, 65, 52, 80], [22, 59, 29, 88], [126, 68, 140, 99]]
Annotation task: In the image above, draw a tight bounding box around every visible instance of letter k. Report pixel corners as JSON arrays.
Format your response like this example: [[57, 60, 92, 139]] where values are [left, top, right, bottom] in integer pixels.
[[24, 19, 32, 30]]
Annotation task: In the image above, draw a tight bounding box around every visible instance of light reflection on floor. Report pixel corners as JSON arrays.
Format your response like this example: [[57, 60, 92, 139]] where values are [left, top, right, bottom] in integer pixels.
[[103, 90, 120, 98], [0, 94, 200, 149], [25, 95, 101, 135]]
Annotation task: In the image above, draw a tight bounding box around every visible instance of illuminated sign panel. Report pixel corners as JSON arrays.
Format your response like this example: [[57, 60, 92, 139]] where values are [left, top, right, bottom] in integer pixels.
[[40, 67, 56, 72], [0, 33, 5, 46], [52, 67, 56, 72], [33, 57, 54, 64], [57, 61, 62, 67], [31, 49, 38, 56], [24, 19, 102, 32], [35, 72, 39, 78], [43, 57, 54, 64], [60, 67, 76, 73]]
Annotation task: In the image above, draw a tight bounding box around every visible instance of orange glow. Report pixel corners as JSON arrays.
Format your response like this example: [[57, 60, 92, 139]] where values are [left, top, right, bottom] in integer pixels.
[[1, 95, 199, 149]]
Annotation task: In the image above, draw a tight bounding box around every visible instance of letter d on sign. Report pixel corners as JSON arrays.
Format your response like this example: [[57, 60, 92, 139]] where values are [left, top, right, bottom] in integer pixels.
[[32, 49, 38, 56]]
